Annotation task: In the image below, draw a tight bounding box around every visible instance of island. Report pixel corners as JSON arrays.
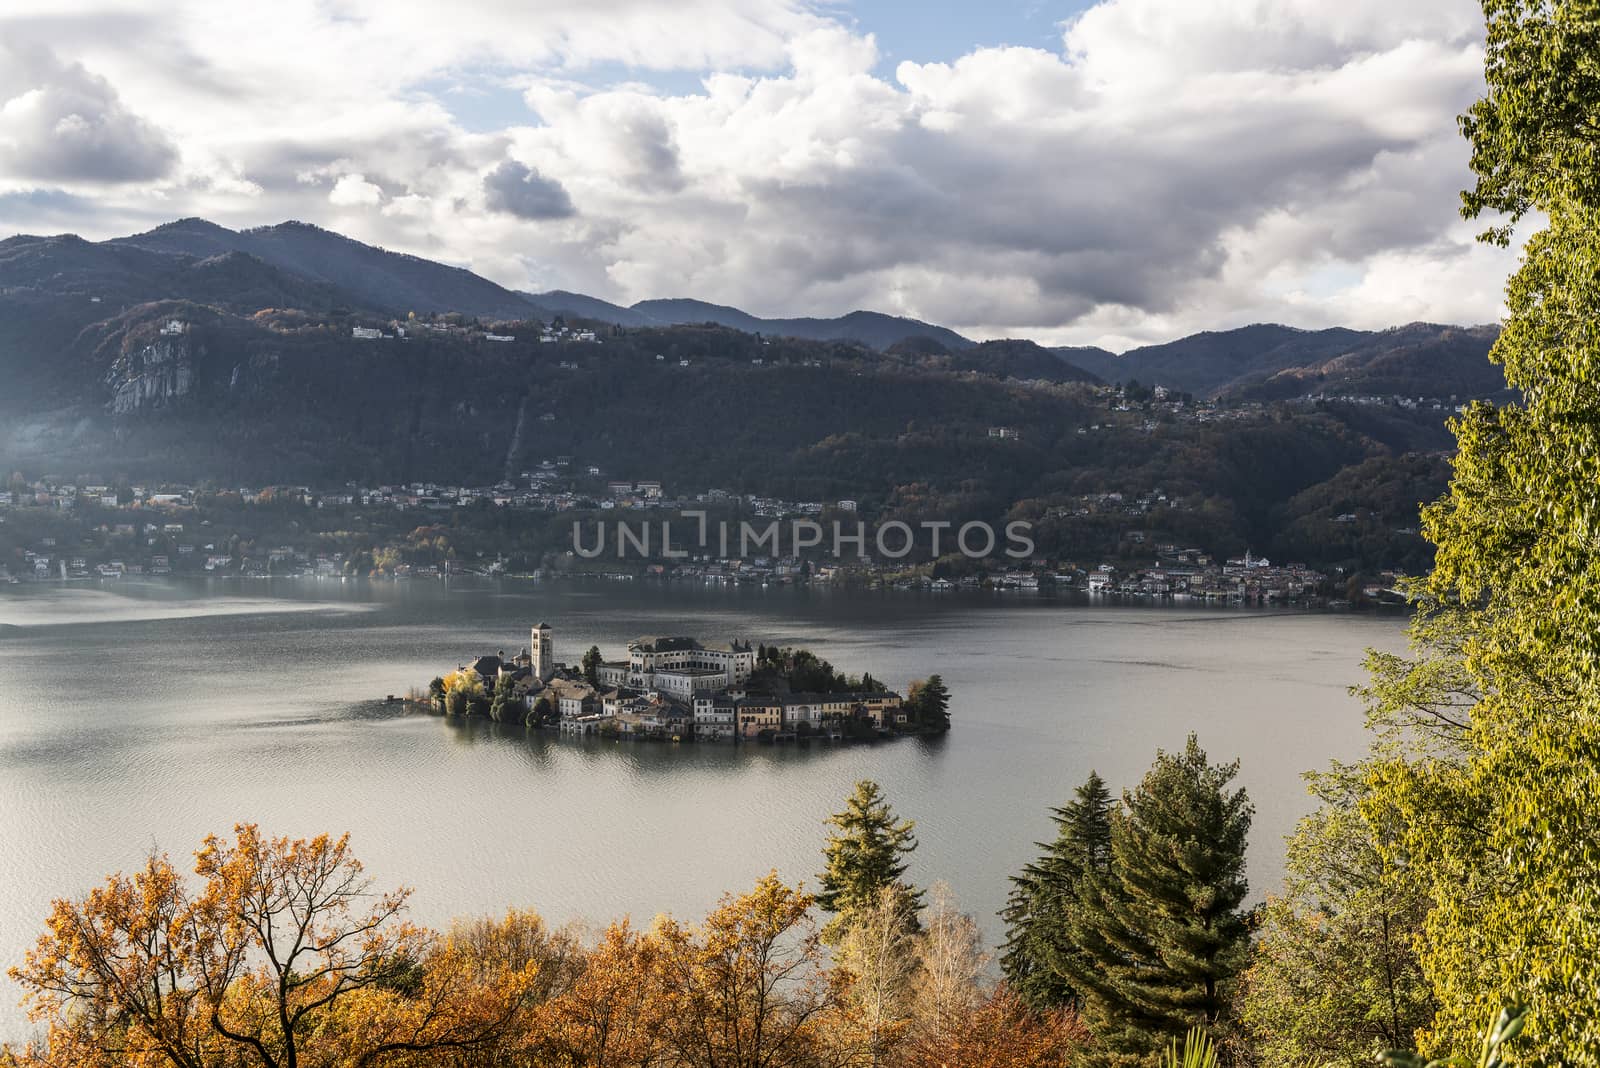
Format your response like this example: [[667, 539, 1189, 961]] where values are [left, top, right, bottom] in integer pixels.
[[419, 622, 950, 743]]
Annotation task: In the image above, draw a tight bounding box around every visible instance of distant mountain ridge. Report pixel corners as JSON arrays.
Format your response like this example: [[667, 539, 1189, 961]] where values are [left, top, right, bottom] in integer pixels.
[[527, 293, 975, 351], [0, 218, 1503, 395], [113, 218, 542, 321], [1057, 322, 1506, 400]]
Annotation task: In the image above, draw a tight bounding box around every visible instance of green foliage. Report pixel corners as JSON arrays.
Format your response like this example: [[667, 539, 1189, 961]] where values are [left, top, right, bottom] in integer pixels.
[[526, 694, 554, 727], [817, 780, 922, 943], [1458, 0, 1600, 243], [487, 672, 520, 722], [1162, 1027, 1218, 1068], [1053, 735, 1252, 1067], [1000, 771, 1113, 1012], [905, 675, 951, 731], [1352, 3, 1600, 1062], [1381, 1005, 1530, 1068], [751, 646, 884, 695], [580, 645, 601, 687], [1240, 763, 1434, 1066]]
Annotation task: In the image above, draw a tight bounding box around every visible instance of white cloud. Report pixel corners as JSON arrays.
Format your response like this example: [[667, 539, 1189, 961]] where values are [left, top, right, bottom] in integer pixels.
[[0, 39, 175, 183], [0, 0, 1518, 347], [327, 172, 384, 207]]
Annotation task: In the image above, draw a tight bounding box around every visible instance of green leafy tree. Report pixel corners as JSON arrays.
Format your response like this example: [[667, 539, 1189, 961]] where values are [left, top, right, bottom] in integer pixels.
[[1241, 762, 1434, 1066], [1381, 1005, 1529, 1068], [488, 672, 520, 722], [1000, 771, 1113, 1012], [1059, 736, 1252, 1066], [526, 693, 554, 727], [817, 780, 922, 943], [1354, 2, 1600, 1062], [581, 645, 602, 687]]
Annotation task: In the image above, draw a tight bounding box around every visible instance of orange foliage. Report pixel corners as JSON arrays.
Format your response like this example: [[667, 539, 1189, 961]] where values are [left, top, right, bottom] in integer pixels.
[[6, 833, 1082, 1068], [7, 824, 531, 1068], [896, 985, 1085, 1068]]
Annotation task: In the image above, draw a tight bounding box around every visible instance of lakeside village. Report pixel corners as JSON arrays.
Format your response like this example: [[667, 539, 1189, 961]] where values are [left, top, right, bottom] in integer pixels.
[[0, 468, 1408, 605], [421, 623, 951, 744]]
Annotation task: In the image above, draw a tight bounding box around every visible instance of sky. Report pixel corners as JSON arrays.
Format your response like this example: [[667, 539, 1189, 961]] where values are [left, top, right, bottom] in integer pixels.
[[0, 0, 1518, 349]]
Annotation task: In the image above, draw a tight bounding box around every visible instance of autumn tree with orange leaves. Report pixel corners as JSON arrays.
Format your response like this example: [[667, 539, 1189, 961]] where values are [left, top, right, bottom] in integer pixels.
[[7, 824, 533, 1068], [5, 829, 1084, 1068], [653, 873, 851, 1068]]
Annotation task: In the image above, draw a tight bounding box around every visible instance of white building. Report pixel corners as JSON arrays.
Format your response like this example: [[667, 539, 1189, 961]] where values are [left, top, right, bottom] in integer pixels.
[[692, 696, 737, 741], [624, 636, 754, 692], [352, 326, 384, 340]]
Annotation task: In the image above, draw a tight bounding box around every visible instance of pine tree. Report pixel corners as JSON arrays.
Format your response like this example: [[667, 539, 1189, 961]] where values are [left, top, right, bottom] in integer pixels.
[[817, 780, 922, 942], [1062, 736, 1253, 1066], [580, 645, 602, 687], [1000, 771, 1113, 1011]]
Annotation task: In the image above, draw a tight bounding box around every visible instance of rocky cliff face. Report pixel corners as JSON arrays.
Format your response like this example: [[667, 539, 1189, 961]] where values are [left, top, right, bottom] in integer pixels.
[[106, 336, 196, 414]]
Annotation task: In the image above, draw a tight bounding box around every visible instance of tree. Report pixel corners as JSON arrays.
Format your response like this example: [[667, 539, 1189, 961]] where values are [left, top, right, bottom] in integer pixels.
[[534, 919, 669, 1068], [1352, 2, 1600, 1061], [8, 824, 532, 1068], [442, 668, 487, 716], [488, 672, 520, 722], [904, 675, 951, 731], [897, 984, 1084, 1068], [1058, 736, 1253, 1066], [1240, 763, 1434, 1066], [1001, 770, 1114, 1011], [817, 780, 922, 942], [653, 873, 845, 1068], [833, 885, 919, 1067], [581, 645, 602, 687], [910, 882, 990, 1046], [1381, 1005, 1529, 1068]]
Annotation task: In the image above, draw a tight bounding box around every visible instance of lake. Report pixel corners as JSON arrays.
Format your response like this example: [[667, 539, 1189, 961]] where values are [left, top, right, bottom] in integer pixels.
[[0, 578, 1405, 1040]]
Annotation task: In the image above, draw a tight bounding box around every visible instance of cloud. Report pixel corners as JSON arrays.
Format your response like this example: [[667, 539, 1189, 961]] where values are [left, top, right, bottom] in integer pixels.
[[0, 41, 175, 183], [327, 173, 384, 207], [0, 0, 1519, 346], [482, 160, 576, 219]]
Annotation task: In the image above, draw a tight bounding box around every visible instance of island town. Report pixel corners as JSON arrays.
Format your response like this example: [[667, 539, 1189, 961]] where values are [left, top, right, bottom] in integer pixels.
[[421, 622, 949, 744]]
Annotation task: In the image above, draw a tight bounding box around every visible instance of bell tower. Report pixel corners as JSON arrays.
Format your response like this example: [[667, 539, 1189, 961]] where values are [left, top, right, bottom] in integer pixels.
[[531, 622, 554, 681]]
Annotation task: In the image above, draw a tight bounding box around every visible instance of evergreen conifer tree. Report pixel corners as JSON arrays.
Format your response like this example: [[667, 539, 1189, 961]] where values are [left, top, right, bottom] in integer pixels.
[[817, 780, 922, 942], [1059, 736, 1253, 1066], [1000, 770, 1113, 1011]]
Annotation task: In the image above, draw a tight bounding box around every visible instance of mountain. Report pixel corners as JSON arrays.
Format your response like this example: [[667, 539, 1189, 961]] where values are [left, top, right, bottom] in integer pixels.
[[527, 289, 656, 326], [887, 336, 1101, 384], [1057, 323, 1505, 399], [0, 220, 1498, 573], [1221, 323, 1506, 401], [1058, 325, 1369, 396], [631, 298, 974, 351], [113, 218, 543, 321]]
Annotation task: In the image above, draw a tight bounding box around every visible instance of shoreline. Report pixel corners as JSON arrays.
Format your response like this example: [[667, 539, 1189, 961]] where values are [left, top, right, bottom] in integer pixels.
[[0, 570, 1414, 614]]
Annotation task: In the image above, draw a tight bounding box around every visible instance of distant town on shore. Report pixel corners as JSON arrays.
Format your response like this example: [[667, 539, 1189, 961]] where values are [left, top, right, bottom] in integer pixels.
[[0, 467, 1411, 608]]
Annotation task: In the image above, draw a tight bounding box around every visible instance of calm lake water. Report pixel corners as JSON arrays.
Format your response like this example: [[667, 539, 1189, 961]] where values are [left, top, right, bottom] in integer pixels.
[[0, 579, 1405, 1039]]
